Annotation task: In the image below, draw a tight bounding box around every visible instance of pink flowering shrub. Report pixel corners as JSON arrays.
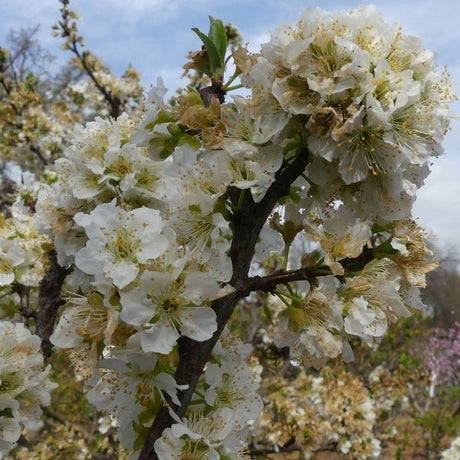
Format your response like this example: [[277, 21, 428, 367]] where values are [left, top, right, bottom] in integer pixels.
[[425, 322, 460, 386]]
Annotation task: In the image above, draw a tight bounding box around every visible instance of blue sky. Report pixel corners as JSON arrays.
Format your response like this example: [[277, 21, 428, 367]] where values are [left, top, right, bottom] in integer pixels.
[[1, 0, 459, 251]]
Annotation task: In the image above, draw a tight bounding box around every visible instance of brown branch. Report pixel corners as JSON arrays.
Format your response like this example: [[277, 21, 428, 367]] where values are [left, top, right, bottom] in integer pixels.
[[246, 265, 332, 293], [29, 143, 48, 165], [56, 1, 122, 118], [37, 250, 72, 356], [0, 77, 15, 100], [0, 174, 16, 216], [139, 148, 311, 458], [70, 46, 122, 118]]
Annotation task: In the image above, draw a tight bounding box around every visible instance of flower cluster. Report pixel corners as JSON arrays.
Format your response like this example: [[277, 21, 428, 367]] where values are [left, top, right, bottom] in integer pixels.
[[441, 436, 460, 460], [66, 61, 143, 120], [257, 367, 381, 459], [85, 332, 261, 457], [273, 221, 437, 368], [0, 204, 50, 291], [228, 5, 450, 367], [241, 5, 454, 221], [86, 337, 187, 452], [0, 321, 57, 456], [0, 190, 51, 320], [424, 323, 460, 386], [154, 333, 262, 459]]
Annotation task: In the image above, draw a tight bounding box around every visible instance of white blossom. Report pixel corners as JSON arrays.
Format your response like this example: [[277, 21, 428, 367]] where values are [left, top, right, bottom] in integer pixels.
[[119, 270, 218, 354], [74, 201, 169, 288], [0, 321, 57, 456]]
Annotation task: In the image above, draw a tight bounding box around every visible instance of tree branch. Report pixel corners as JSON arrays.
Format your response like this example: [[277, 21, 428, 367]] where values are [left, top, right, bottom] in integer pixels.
[[56, 1, 122, 119], [69, 46, 122, 119], [139, 148, 310, 458], [245, 265, 332, 293], [37, 250, 72, 356]]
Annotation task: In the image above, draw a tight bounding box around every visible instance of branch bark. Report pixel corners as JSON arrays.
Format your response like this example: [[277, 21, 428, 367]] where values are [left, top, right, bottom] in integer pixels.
[[37, 250, 72, 356], [246, 265, 331, 293]]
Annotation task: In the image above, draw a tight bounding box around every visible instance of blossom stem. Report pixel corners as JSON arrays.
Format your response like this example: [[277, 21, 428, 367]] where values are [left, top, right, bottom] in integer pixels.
[[223, 83, 244, 92], [222, 68, 240, 90], [235, 188, 246, 212], [282, 242, 291, 271]]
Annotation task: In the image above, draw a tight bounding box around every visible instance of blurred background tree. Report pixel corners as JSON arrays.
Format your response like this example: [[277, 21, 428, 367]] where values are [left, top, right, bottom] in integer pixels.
[[423, 247, 460, 327]]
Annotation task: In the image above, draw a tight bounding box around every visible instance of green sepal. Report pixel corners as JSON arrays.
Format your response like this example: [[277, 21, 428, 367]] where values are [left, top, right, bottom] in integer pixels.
[[188, 203, 201, 213], [167, 122, 183, 136], [371, 222, 393, 233], [144, 109, 175, 131], [132, 419, 149, 451], [374, 238, 400, 257], [138, 407, 156, 424], [41, 241, 55, 252], [132, 433, 146, 452], [283, 134, 302, 157], [213, 196, 232, 221], [278, 186, 302, 205], [0, 408, 13, 418], [178, 133, 201, 150], [186, 87, 205, 105], [149, 134, 177, 159]]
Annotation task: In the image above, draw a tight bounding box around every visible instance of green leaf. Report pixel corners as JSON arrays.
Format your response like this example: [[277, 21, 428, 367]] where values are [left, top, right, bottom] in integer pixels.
[[208, 16, 227, 62], [24, 72, 38, 91], [191, 16, 227, 78], [191, 27, 221, 74]]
